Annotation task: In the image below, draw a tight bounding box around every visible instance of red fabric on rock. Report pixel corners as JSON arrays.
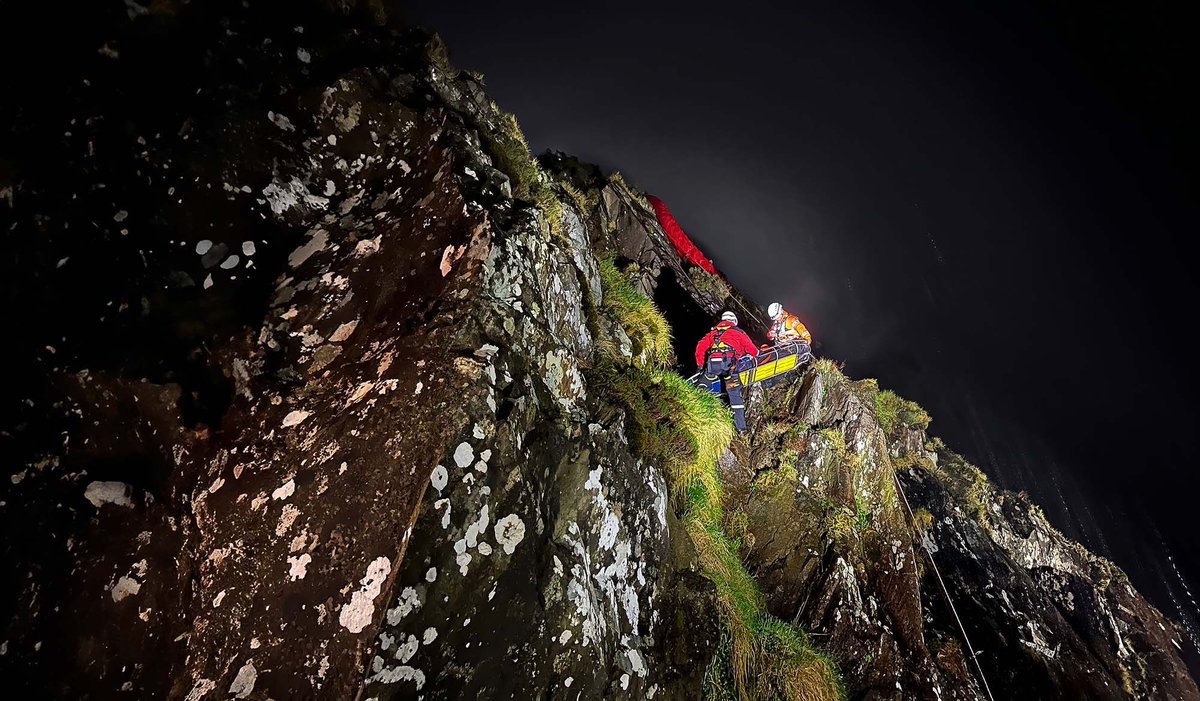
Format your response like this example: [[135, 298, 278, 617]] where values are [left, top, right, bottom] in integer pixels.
[[647, 195, 719, 275]]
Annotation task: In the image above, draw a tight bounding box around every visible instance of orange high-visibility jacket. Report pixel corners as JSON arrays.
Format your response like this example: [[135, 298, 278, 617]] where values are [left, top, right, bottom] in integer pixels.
[[768, 312, 811, 343]]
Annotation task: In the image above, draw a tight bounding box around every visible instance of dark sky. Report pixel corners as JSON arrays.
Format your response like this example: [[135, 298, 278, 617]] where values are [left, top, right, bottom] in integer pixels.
[[398, 0, 1200, 655]]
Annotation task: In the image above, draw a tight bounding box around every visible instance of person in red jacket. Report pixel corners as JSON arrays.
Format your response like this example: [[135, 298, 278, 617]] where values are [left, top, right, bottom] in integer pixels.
[[695, 311, 759, 432]]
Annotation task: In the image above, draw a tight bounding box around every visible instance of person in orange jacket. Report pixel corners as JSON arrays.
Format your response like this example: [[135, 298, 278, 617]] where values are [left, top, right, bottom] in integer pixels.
[[695, 311, 759, 432], [767, 302, 812, 344]]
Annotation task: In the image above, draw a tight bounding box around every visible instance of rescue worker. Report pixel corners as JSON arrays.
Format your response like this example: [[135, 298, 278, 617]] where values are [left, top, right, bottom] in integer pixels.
[[695, 311, 759, 432], [767, 302, 812, 344], [760, 303, 814, 389]]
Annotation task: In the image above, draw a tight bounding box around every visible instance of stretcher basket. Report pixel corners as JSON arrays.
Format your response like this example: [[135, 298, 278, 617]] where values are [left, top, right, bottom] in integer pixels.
[[735, 341, 813, 387]]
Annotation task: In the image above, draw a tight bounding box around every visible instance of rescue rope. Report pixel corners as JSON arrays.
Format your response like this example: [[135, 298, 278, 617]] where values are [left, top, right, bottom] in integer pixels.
[[892, 471, 997, 701]]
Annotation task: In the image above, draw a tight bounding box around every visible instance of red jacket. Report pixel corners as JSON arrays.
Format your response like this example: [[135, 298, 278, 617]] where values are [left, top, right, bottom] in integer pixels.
[[694, 322, 759, 367]]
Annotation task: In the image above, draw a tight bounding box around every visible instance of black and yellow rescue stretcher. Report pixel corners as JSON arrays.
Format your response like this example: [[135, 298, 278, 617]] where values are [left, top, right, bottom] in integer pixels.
[[735, 341, 813, 386], [689, 341, 813, 390]]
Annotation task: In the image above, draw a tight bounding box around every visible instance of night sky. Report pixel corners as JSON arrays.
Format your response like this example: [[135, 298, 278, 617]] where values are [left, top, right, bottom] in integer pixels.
[[399, 0, 1200, 656]]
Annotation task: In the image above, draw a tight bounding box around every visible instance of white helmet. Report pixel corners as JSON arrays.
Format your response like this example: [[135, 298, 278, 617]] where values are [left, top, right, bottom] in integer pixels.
[[720, 311, 738, 325], [768, 302, 783, 319]]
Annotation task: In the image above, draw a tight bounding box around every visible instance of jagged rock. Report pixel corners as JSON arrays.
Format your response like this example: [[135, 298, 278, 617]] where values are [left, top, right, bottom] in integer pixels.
[[1, 3, 716, 698], [717, 366, 1199, 700]]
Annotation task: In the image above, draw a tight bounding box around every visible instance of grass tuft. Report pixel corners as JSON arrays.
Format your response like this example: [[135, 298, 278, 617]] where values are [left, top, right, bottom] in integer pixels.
[[560, 179, 600, 213], [810, 357, 844, 381], [753, 616, 846, 701], [481, 111, 567, 241], [424, 33, 457, 78], [688, 266, 731, 301], [609, 171, 650, 209], [912, 507, 935, 534], [597, 256, 673, 368], [874, 388, 932, 436]]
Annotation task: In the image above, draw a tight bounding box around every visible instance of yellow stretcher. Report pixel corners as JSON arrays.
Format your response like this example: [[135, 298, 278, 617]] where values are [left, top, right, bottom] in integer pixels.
[[735, 341, 813, 387]]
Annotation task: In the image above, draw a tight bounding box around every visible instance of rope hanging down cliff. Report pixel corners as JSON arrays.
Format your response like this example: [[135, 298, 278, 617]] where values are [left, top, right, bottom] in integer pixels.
[[892, 472, 997, 701]]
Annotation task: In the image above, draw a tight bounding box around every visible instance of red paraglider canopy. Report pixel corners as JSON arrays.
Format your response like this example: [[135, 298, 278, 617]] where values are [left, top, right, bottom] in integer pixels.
[[647, 195, 719, 276]]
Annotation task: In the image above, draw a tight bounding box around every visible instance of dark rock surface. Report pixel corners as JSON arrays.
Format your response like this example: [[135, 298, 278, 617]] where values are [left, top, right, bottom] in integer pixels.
[[1, 2, 1195, 700], [2, 2, 719, 698], [720, 365, 1200, 700]]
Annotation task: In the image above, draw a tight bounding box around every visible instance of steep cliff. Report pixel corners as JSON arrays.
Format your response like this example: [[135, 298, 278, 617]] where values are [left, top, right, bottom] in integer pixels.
[[719, 365, 1198, 700], [0, 2, 1195, 700]]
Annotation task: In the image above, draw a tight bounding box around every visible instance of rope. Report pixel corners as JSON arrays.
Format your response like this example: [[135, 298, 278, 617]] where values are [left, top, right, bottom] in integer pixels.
[[892, 471, 997, 701]]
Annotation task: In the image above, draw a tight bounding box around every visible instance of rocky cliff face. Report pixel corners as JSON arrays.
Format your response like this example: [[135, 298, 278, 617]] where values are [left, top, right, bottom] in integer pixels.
[[719, 366, 1198, 700], [1, 2, 1195, 700]]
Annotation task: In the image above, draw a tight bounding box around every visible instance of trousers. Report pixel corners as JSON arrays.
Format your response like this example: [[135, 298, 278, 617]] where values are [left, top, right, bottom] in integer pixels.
[[702, 355, 756, 432]]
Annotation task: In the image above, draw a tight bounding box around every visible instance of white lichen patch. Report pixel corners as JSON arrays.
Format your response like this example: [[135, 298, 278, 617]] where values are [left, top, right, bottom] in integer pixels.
[[598, 511, 620, 551], [287, 228, 329, 268], [370, 665, 425, 689], [288, 553, 312, 581], [626, 648, 647, 677], [440, 245, 465, 276], [353, 235, 381, 257], [584, 467, 602, 493], [228, 661, 257, 699], [328, 320, 358, 342], [272, 479, 296, 501], [111, 576, 141, 602], [265, 177, 329, 217], [386, 587, 421, 625], [340, 556, 392, 634], [281, 410, 310, 428], [422, 627, 438, 644], [85, 481, 133, 508], [434, 498, 451, 529], [494, 514, 526, 555], [542, 349, 585, 411], [430, 465, 448, 492], [394, 634, 419, 663], [347, 381, 375, 405], [453, 442, 474, 468], [276, 503, 301, 536], [465, 505, 490, 548]]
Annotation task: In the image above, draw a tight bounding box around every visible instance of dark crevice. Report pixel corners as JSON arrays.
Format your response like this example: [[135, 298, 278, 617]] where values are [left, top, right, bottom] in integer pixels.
[[651, 266, 720, 372]]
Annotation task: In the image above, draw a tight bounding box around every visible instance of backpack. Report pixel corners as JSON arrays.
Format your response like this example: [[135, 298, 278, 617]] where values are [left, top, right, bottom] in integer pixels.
[[705, 328, 737, 375]]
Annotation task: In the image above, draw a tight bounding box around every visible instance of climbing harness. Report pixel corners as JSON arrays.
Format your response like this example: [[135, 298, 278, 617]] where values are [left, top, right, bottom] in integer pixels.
[[705, 329, 736, 370], [892, 472, 997, 701]]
